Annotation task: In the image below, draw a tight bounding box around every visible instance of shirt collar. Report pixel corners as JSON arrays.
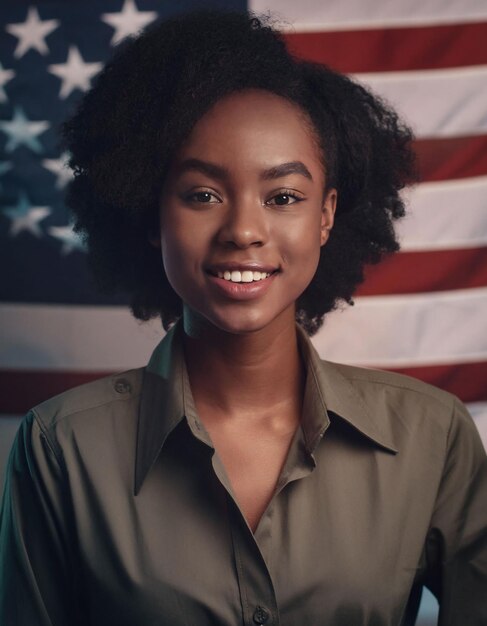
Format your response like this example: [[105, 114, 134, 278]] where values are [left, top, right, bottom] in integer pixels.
[[134, 322, 186, 495], [135, 321, 397, 495], [296, 324, 398, 455]]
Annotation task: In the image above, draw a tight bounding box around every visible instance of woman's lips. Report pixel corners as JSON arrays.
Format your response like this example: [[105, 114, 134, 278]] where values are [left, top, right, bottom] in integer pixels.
[[206, 270, 277, 301]]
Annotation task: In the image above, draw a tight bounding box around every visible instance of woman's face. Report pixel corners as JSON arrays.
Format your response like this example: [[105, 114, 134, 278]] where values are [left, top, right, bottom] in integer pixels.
[[156, 89, 336, 335]]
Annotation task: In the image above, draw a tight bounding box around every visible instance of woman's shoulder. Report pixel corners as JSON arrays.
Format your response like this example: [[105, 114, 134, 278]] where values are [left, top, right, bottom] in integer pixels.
[[29, 367, 145, 434], [319, 359, 477, 441], [325, 360, 454, 406], [318, 360, 487, 473], [6, 369, 147, 492]]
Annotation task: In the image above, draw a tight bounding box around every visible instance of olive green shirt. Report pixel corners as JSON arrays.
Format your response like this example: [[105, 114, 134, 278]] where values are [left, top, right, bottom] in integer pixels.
[[1, 322, 486, 625]]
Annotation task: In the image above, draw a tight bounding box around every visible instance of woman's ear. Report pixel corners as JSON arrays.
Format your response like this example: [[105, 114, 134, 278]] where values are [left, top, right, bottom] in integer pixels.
[[320, 188, 337, 246]]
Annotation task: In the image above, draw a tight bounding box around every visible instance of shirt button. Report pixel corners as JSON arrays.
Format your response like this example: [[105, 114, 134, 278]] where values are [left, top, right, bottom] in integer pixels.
[[253, 606, 270, 624], [114, 379, 131, 394]]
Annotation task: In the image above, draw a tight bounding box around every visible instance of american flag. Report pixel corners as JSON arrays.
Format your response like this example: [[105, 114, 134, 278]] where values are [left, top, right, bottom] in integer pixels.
[[1, 1, 486, 420], [1, 1, 486, 621], [2, 0, 486, 437]]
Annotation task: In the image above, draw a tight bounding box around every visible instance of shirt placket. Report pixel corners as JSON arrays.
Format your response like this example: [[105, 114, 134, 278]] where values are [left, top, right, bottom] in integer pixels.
[[182, 405, 277, 625], [216, 458, 281, 626], [210, 427, 319, 626]]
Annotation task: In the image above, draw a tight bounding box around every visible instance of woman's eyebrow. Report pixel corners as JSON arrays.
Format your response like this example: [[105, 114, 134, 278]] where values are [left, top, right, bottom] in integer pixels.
[[261, 161, 313, 181], [176, 158, 227, 180], [175, 158, 313, 181]]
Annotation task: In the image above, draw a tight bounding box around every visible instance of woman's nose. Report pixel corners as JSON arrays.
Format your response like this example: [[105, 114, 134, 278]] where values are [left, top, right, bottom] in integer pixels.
[[216, 199, 269, 248]]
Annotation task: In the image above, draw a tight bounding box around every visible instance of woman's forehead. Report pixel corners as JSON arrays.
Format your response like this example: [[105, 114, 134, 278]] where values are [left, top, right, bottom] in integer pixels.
[[172, 89, 323, 173], [191, 89, 312, 132]]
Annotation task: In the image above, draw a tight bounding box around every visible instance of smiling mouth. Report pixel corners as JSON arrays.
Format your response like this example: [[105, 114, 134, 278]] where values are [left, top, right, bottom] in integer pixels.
[[216, 270, 274, 283]]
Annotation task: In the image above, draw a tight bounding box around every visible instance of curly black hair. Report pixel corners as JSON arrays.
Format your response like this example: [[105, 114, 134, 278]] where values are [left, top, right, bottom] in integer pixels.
[[62, 9, 416, 336]]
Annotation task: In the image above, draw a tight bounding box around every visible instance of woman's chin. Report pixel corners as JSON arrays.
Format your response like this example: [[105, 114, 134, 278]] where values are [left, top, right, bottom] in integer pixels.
[[205, 313, 271, 336], [183, 303, 296, 338]]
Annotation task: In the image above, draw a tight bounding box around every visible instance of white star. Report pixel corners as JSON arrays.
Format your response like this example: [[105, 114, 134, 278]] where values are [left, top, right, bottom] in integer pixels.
[[101, 0, 157, 46], [3, 191, 51, 237], [48, 46, 102, 99], [0, 107, 49, 153], [0, 63, 15, 103], [42, 152, 73, 189], [48, 223, 86, 255], [5, 6, 60, 59]]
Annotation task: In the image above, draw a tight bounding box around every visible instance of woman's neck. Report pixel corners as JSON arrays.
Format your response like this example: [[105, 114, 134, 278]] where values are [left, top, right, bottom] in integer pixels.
[[182, 310, 304, 422]]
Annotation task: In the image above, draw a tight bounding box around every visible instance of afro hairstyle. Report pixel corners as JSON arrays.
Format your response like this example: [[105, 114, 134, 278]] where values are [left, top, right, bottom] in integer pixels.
[[62, 9, 416, 335]]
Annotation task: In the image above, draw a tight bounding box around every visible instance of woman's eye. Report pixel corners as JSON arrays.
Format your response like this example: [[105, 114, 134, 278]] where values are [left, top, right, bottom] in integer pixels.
[[188, 191, 220, 203], [267, 192, 302, 206]]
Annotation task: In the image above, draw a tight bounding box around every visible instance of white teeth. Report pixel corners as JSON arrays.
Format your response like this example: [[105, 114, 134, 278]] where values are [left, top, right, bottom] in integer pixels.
[[216, 270, 272, 282]]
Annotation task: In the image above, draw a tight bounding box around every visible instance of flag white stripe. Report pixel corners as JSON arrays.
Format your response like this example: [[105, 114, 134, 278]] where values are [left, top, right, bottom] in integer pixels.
[[313, 287, 487, 366], [250, 0, 487, 31], [468, 401, 487, 420], [0, 304, 162, 371], [352, 65, 487, 139], [399, 176, 487, 251], [1, 290, 487, 370]]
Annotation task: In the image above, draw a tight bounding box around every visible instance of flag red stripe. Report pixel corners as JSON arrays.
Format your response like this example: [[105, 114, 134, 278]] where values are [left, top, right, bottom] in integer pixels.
[[415, 135, 487, 182], [384, 361, 487, 404], [0, 370, 111, 416], [1, 360, 486, 415], [283, 22, 487, 73], [358, 247, 487, 296]]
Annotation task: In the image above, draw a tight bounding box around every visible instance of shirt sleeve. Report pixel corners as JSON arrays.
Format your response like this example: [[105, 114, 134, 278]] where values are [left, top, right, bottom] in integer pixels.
[[423, 397, 487, 624], [0, 411, 86, 625]]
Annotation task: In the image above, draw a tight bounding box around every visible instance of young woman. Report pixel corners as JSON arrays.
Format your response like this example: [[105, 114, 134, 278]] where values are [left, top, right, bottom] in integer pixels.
[[1, 10, 485, 626]]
